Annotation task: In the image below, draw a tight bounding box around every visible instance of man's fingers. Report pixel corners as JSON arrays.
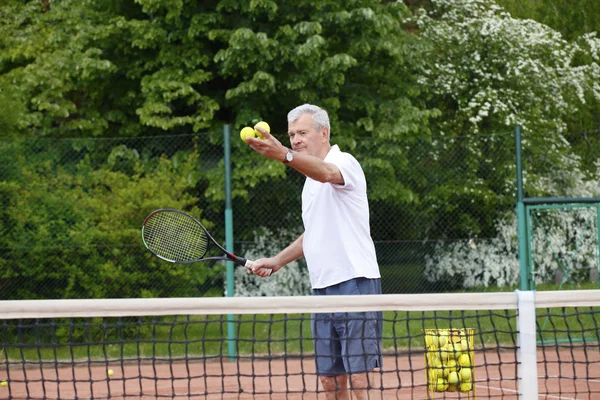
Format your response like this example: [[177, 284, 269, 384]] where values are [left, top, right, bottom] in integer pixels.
[[244, 260, 273, 277], [253, 126, 272, 138]]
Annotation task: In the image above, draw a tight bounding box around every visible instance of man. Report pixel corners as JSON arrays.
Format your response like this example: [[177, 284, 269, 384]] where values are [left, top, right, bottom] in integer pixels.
[[245, 104, 382, 400]]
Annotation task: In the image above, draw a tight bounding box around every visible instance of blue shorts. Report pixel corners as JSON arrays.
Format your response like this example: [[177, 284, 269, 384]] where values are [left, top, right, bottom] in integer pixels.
[[311, 277, 383, 376]]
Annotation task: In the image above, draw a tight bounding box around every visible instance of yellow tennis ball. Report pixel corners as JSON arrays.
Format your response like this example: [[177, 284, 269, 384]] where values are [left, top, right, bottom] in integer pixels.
[[1, 381, 7, 387], [451, 343, 462, 357], [461, 339, 470, 351], [108, 369, 114, 377], [240, 127, 255, 141], [254, 121, 270, 139], [438, 345, 450, 362], [435, 378, 448, 392], [458, 353, 471, 367], [255, 121, 270, 133], [447, 383, 459, 392], [443, 359, 457, 377], [438, 331, 448, 347], [429, 334, 438, 348], [460, 381, 473, 392], [447, 371, 459, 384], [460, 367, 472, 381]]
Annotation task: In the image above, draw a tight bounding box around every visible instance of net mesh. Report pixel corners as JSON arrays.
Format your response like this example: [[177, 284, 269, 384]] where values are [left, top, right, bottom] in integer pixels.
[[1, 291, 599, 399], [143, 210, 209, 263]]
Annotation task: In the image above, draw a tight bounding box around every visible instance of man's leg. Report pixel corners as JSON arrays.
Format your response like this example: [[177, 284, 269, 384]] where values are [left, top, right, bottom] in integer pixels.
[[320, 374, 349, 400], [312, 285, 348, 398], [338, 278, 383, 400], [349, 372, 384, 400]]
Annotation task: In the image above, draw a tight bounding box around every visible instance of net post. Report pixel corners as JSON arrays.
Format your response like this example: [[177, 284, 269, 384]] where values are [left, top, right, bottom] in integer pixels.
[[223, 124, 236, 361], [515, 126, 531, 290], [516, 290, 538, 399]]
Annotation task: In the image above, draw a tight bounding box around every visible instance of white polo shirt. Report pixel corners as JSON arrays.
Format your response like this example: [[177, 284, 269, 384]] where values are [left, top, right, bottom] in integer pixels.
[[301, 145, 380, 289]]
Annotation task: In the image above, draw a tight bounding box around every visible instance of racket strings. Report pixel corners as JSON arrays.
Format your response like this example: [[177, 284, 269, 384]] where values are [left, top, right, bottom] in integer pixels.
[[143, 211, 209, 262]]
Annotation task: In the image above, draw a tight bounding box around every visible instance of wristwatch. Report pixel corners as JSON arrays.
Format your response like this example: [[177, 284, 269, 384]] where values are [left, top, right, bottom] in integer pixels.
[[283, 148, 294, 163]]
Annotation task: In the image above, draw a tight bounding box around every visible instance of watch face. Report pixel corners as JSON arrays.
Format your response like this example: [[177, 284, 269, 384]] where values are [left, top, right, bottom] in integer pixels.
[[286, 151, 293, 162]]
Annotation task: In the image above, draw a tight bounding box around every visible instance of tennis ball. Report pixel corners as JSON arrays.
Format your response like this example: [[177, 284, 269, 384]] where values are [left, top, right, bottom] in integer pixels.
[[429, 335, 439, 348], [460, 381, 473, 392], [443, 359, 457, 377], [108, 369, 114, 377], [1, 381, 7, 387], [435, 378, 448, 392], [458, 353, 471, 367], [447, 383, 459, 392], [437, 346, 449, 362], [460, 367, 472, 381], [438, 331, 448, 347], [450, 343, 462, 357], [254, 121, 270, 139], [447, 371, 459, 384], [461, 339, 470, 352], [240, 127, 255, 142], [438, 345, 453, 364]]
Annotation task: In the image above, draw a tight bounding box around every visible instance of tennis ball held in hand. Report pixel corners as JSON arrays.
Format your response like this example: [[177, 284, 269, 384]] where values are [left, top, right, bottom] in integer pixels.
[[254, 121, 270, 139], [240, 127, 255, 142]]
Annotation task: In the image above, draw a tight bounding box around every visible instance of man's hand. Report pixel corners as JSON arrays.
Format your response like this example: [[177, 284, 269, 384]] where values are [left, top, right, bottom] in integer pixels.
[[246, 257, 283, 277], [245, 125, 288, 162]]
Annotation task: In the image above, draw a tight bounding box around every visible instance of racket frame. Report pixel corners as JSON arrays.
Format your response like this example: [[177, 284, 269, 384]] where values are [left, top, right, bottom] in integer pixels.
[[142, 208, 250, 267]]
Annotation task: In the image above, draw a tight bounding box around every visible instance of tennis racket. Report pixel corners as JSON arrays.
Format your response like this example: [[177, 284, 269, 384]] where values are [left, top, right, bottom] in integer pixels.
[[142, 208, 271, 275]]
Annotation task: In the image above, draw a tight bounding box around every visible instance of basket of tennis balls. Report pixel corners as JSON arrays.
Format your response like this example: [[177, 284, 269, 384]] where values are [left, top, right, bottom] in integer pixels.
[[424, 328, 475, 398]]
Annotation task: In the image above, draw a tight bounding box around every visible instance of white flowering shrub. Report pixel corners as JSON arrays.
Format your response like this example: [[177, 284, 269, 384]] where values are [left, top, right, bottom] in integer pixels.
[[414, 0, 600, 135], [415, 0, 600, 289], [425, 159, 600, 289], [232, 229, 311, 297], [425, 216, 520, 288], [531, 207, 599, 285]]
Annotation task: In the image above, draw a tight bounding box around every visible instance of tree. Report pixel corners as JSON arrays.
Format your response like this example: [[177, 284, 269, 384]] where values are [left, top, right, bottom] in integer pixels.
[[0, 137, 216, 300], [401, 0, 600, 241], [0, 0, 437, 249], [497, 0, 600, 42]]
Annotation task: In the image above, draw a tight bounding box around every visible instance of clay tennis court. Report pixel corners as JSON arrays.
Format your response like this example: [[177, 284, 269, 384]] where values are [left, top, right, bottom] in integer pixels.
[[2, 345, 599, 399]]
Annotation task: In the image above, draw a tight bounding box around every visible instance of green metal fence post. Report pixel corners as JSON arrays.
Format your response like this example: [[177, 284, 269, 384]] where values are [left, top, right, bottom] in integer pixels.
[[223, 124, 236, 361], [515, 126, 531, 290]]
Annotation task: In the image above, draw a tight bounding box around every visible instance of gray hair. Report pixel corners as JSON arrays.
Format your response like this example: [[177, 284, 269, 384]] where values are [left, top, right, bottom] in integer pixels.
[[287, 104, 331, 135]]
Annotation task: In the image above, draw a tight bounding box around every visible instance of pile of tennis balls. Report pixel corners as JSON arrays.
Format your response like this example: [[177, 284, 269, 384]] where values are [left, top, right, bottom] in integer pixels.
[[425, 329, 474, 393], [240, 121, 270, 141]]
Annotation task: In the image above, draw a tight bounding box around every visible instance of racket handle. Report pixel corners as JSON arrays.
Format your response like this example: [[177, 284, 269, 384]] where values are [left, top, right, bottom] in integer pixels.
[[244, 259, 273, 276]]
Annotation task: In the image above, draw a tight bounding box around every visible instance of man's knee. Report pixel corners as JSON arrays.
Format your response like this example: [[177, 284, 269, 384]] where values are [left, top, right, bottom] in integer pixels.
[[320, 374, 347, 390], [350, 373, 369, 389]]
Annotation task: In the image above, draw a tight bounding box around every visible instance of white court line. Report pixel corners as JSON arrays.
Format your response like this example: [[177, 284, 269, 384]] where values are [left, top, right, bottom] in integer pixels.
[[477, 382, 579, 400]]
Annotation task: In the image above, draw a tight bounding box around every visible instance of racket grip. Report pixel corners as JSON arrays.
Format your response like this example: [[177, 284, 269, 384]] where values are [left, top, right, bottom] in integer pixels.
[[244, 259, 273, 276]]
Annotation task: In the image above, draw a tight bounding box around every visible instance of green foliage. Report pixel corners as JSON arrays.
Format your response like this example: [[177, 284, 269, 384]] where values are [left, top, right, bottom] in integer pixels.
[[495, 0, 600, 163], [497, 0, 600, 42], [0, 0, 435, 242], [399, 0, 600, 241], [0, 139, 218, 300], [1, 0, 600, 300]]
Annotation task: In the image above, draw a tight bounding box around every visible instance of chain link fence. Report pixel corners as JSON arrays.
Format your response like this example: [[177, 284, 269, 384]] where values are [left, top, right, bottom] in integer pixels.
[[1, 130, 598, 300]]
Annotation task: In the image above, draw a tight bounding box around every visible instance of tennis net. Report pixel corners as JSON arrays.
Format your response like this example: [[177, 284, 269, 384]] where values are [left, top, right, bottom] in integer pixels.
[[1, 290, 599, 399]]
